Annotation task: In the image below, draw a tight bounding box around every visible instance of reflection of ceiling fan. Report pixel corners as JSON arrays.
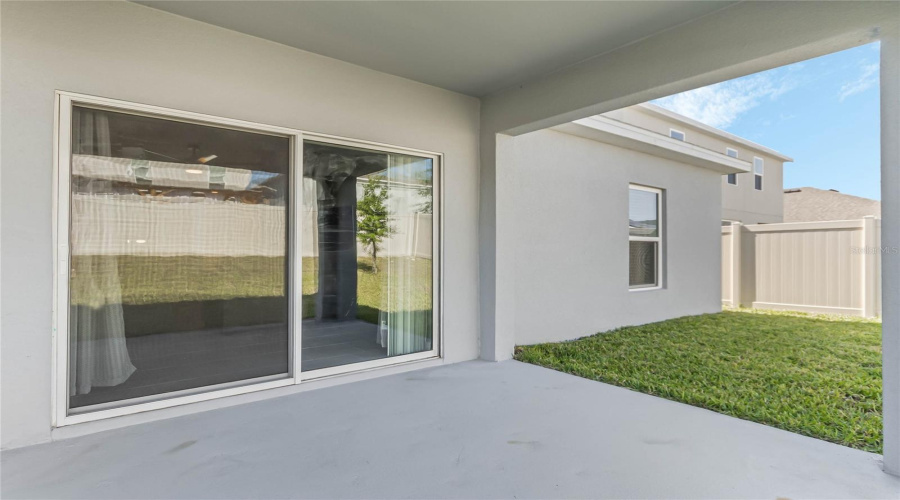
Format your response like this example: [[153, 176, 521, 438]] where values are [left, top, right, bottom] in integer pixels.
[[137, 147, 218, 165]]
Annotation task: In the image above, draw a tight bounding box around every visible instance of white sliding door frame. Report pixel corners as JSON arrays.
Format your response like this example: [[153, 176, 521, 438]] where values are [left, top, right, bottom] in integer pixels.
[[52, 91, 442, 427], [52, 91, 303, 426]]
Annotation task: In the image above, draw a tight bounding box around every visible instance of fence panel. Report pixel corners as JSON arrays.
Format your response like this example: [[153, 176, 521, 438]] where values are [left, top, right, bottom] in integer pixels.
[[721, 225, 733, 306], [722, 218, 881, 317]]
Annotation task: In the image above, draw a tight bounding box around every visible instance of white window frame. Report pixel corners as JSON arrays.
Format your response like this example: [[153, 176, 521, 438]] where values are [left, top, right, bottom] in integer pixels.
[[669, 128, 686, 141], [753, 156, 764, 191], [628, 184, 663, 291], [725, 148, 740, 185], [52, 91, 442, 426]]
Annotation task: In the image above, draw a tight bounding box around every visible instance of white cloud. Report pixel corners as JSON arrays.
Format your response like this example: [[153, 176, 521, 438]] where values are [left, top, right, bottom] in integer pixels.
[[652, 71, 797, 130], [839, 63, 879, 101]]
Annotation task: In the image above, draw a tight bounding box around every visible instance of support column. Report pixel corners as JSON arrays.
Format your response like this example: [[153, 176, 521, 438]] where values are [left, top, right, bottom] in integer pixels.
[[479, 133, 517, 361], [881, 30, 900, 476], [316, 178, 358, 322]]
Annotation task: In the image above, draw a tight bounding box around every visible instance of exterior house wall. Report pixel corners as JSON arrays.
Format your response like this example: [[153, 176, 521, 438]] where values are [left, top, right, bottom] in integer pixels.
[[1, 2, 480, 450], [720, 161, 784, 224], [604, 107, 786, 224], [510, 129, 722, 346]]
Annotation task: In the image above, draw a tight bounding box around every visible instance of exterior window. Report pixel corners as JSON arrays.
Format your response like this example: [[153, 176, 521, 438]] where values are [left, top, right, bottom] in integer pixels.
[[669, 129, 685, 141], [725, 149, 739, 185], [629, 185, 663, 289], [753, 157, 764, 190]]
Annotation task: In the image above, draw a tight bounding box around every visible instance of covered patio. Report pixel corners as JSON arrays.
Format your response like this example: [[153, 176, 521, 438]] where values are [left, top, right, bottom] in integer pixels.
[[2, 361, 897, 499], [2, 2, 899, 495]]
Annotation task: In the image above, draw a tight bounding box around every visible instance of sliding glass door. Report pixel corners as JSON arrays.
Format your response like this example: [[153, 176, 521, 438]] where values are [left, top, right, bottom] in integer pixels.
[[66, 105, 292, 411], [301, 140, 436, 373], [56, 93, 440, 422]]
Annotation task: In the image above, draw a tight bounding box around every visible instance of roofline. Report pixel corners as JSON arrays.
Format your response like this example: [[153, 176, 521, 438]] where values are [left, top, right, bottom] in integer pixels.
[[636, 102, 794, 162], [783, 186, 882, 203], [553, 116, 751, 175]]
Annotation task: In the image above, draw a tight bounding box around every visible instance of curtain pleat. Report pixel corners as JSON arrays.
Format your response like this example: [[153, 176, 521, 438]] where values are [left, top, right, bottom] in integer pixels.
[[70, 108, 136, 395], [379, 154, 432, 357]]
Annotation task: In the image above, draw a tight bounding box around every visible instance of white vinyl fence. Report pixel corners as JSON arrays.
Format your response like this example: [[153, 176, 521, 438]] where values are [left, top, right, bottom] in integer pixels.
[[722, 217, 882, 317], [72, 194, 432, 259]]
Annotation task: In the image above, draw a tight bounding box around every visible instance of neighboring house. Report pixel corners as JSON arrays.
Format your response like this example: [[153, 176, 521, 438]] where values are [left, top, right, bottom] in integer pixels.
[[603, 104, 793, 224], [784, 186, 882, 222], [1, 2, 898, 479]]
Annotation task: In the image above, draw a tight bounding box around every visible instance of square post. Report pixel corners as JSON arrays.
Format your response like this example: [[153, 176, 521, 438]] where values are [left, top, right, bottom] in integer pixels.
[[731, 222, 742, 308], [881, 30, 900, 476]]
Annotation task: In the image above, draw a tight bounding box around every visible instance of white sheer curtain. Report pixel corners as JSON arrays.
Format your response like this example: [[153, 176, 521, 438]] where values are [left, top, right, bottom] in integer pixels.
[[378, 154, 433, 356], [69, 108, 136, 395]]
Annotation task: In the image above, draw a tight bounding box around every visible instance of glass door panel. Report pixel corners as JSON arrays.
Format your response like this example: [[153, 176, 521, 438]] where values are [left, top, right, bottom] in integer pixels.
[[67, 106, 291, 411], [301, 141, 434, 372]]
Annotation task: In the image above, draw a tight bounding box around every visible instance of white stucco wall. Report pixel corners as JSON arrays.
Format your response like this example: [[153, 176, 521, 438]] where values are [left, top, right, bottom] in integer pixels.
[[510, 129, 723, 346], [0, 2, 480, 449]]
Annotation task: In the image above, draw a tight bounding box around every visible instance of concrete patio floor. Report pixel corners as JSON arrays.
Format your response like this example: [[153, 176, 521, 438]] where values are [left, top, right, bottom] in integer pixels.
[[2, 360, 898, 499]]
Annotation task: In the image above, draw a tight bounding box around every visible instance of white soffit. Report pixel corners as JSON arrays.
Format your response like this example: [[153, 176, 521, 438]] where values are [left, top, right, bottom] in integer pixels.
[[553, 116, 751, 174], [133, 1, 735, 97]]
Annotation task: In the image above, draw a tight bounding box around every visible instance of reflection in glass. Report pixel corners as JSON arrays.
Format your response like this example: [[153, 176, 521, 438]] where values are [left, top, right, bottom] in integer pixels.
[[68, 107, 290, 410], [628, 188, 658, 237], [629, 241, 658, 287], [302, 142, 433, 371]]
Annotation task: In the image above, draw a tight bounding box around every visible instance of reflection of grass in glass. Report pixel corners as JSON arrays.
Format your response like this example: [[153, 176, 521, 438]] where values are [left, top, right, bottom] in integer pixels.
[[303, 257, 432, 323], [71, 255, 432, 323], [70, 255, 286, 306], [356, 257, 432, 324], [301, 257, 318, 319]]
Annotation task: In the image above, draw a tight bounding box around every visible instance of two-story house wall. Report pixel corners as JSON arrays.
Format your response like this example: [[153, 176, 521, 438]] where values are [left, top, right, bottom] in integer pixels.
[[603, 103, 793, 224]]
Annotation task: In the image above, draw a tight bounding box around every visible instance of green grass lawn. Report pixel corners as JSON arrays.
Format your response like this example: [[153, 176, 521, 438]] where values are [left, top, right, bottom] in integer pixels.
[[514, 309, 883, 453]]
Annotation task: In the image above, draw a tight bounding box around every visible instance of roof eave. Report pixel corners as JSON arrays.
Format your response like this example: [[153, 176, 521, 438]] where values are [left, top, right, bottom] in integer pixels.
[[553, 116, 751, 175], [635, 102, 794, 163]]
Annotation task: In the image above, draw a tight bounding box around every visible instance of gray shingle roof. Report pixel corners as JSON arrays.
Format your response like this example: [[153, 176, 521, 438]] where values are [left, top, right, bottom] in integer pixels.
[[783, 187, 880, 222]]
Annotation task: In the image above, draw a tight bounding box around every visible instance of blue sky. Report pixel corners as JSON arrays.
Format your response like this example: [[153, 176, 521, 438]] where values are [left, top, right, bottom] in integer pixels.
[[653, 42, 881, 200]]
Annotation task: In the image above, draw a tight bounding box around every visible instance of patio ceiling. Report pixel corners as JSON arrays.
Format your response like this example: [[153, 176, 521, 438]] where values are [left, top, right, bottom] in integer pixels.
[[3, 361, 897, 499], [133, 1, 735, 97]]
